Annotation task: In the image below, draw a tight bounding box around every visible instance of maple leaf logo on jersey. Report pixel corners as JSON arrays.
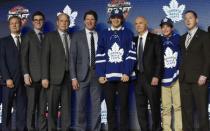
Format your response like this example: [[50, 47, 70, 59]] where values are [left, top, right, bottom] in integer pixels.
[[164, 47, 178, 68], [163, 0, 185, 23], [108, 42, 124, 63], [57, 5, 78, 28]]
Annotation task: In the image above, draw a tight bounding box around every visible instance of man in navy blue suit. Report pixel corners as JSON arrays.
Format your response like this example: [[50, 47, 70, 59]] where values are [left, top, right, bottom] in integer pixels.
[[0, 16, 27, 131]]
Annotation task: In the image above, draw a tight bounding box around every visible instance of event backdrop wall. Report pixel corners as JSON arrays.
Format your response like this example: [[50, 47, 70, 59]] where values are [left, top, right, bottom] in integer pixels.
[[0, 0, 210, 130]]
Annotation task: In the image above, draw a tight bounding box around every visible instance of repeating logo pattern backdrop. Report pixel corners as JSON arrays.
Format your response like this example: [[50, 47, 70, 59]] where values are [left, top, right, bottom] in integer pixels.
[[0, 0, 210, 129], [1, 0, 210, 36]]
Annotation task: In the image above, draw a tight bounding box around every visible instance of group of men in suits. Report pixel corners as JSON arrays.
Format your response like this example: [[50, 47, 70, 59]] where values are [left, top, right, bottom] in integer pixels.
[[0, 8, 210, 131], [0, 10, 102, 131]]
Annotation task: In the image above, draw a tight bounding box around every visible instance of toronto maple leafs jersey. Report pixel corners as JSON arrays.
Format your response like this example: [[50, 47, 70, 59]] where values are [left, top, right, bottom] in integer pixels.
[[161, 32, 181, 87], [95, 26, 136, 81]]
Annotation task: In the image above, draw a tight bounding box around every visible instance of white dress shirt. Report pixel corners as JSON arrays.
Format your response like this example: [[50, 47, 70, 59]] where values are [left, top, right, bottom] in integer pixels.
[[11, 33, 21, 47], [137, 30, 148, 56], [85, 28, 98, 65], [58, 29, 71, 55], [185, 26, 198, 47]]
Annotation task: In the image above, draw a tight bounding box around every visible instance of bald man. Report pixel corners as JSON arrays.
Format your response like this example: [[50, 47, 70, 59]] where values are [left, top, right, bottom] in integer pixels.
[[41, 13, 72, 130], [133, 16, 163, 131]]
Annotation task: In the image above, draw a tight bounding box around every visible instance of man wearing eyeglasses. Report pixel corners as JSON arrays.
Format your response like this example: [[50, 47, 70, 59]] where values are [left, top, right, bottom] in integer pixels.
[[21, 11, 47, 131]]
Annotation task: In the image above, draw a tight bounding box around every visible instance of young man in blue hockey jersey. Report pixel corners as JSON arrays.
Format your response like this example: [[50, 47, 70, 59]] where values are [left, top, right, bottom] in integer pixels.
[[95, 8, 136, 131], [160, 18, 182, 131]]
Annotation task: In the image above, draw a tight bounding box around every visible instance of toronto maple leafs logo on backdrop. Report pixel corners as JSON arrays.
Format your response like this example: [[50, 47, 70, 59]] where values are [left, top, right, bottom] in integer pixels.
[[57, 5, 78, 28], [164, 47, 178, 68], [163, 0, 185, 23], [108, 42, 124, 63]]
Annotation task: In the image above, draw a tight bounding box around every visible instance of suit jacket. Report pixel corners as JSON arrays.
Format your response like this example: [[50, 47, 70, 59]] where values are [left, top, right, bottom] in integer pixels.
[[21, 30, 43, 82], [133, 32, 163, 82], [41, 31, 71, 85], [179, 28, 210, 83], [70, 30, 92, 82], [0, 35, 23, 84]]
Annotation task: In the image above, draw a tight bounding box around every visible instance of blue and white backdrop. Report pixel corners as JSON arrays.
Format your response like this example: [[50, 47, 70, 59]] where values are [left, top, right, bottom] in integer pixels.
[[0, 0, 210, 130]]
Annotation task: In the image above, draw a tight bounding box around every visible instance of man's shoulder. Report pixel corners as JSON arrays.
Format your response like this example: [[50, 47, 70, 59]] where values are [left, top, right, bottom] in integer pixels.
[[198, 28, 207, 33], [147, 32, 161, 42], [45, 31, 58, 37], [198, 28, 209, 38], [1, 35, 12, 44], [148, 32, 158, 37], [72, 30, 85, 37], [23, 30, 36, 39]]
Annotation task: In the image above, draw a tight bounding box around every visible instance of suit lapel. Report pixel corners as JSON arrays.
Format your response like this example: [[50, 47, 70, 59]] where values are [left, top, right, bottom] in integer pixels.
[[9, 35, 19, 51], [182, 33, 187, 51], [55, 31, 66, 55], [82, 29, 90, 60], [186, 29, 200, 50], [143, 32, 151, 55], [31, 31, 42, 47]]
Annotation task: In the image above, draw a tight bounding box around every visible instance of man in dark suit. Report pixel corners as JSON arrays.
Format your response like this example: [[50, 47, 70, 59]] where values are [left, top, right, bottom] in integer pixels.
[[41, 13, 71, 131], [70, 10, 101, 131], [21, 11, 47, 131], [133, 16, 163, 131], [179, 10, 210, 131], [0, 16, 27, 131]]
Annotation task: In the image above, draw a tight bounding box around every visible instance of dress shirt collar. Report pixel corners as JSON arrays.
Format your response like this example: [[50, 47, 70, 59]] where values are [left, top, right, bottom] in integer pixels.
[[58, 29, 67, 36], [188, 26, 198, 36], [34, 28, 43, 34], [11, 33, 21, 39], [85, 28, 96, 34], [109, 26, 125, 31], [138, 30, 148, 39]]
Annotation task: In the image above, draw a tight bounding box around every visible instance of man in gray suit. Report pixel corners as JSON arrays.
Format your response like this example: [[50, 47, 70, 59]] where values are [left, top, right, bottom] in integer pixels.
[[41, 13, 71, 131], [70, 10, 102, 131], [21, 11, 47, 131]]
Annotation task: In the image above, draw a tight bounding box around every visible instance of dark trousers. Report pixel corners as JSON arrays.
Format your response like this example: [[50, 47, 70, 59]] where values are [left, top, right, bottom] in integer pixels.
[[102, 81, 129, 131], [134, 73, 162, 131], [47, 72, 71, 131], [2, 79, 27, 131], [75, 69, 102, 131], [26, 81, 47, 131], [180, 81, 209, 131]]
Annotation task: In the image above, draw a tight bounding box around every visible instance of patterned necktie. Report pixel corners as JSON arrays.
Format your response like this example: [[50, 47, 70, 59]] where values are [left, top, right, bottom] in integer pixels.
[[90, 32, 95, 68], [63, 33, 69, 70], [15, 35, 21, 50], [185, 32, 192, 48], [138, 37, 144, 72]]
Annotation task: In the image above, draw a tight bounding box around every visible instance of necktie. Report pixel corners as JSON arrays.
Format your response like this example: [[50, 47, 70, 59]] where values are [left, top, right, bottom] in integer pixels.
[[63, 33, 69, 71], [15, 35, 21, 50], [185, 32, 192, 48], [38, 32, 43, 42], [90, 32, 95, 68], [138, 37, 144, 72]]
